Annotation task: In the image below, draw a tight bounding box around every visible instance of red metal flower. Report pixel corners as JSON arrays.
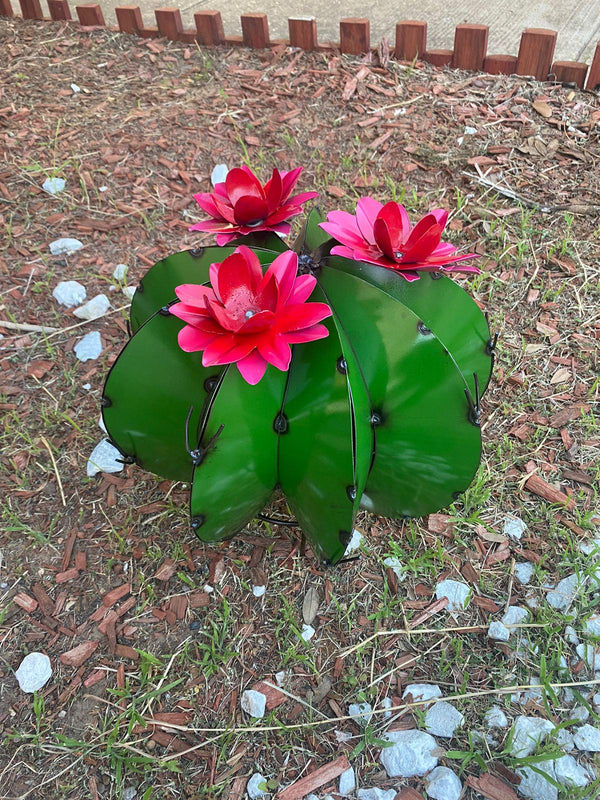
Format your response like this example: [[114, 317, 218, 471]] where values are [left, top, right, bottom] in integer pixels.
[[189, 166, 318, 246], [170, 246, 332, 385], [320, 197, 479, 281]]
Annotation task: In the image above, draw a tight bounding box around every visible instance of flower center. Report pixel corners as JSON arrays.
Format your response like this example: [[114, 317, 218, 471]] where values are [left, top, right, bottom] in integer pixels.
[[244, 309, 256, 319], [247, 219, 265, 227], [394, 251, 404, 260]]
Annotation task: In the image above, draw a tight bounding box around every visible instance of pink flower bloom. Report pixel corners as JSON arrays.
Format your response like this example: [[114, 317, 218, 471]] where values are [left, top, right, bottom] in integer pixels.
[[320, 197, 480, 281], [189, 165, 318, 246], [170, 247, 331, 385]]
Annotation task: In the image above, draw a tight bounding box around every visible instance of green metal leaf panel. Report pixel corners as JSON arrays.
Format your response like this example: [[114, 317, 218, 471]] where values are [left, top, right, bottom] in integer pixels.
[[102, 310, 216, 482], [228, 231, 289, 252], [190, 364, 285, 543], [278, 305, 369, 565], [303, 207, 331, 252], [318, 266, 482, 519], [326, 257, 492, 397], [130, 247, 284, 333]]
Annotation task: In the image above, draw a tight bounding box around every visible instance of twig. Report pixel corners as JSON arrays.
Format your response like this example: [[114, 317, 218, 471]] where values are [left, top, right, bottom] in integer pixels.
[[39, 436, 66, 507], [0, 319, 59, 334]]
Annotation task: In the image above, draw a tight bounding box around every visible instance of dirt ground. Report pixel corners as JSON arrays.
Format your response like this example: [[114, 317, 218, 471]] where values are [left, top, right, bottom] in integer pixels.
[[1, 17, 599, 800]]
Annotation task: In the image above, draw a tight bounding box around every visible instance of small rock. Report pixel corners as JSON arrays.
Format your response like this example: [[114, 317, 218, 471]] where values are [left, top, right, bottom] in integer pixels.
[[252, 585, 266, 597], [576, 643, 600, 671], [504, 515, 526, 540], [569, 705, 589, 723], [593, 693, 600, 709], [379, 729, 439, 777], [71, 83, 81, 93], [241, 689, 266, 718], [402, 684, 442, 705], [502, 605, 529, 630], [121, 789, 136, 800], [565, 625, 579, 645], [509, 716, 555, 756], [425, 766, 462, 800], [424, 701, 464, 738], [42, 177, 66, 195], [383, 556, 406, 581], [516, 763, 557, 800], [86, 439, 124, 477], [381, 696, 393, 718], [275, 670, 287, 687], [573, 723, 600, 751], [488, 621, 510, 641], [554, 754, 592, 787], [300, 624, 315, 642], [514, 561, 535, 584], [357, 789, 396, 800], [74, 331, 102, 362], [349, 702, 372, 727], [73, 294, 110, 320], [49, 237, 83, 255], [247, 772, 267, 799], [435, 579, 470, 611], [584, 615, 600, 636], [338, 766, 355, 796], [580, 538, 600, 556], [524, 593, 540, 610], [464, 125, 478, 135], [345, 528, 364, 553], [53, 280, 86, 307], [123, 286, 136, 301], [484, 706, 508, 729], [554, 727, 575, 751], [211, 163, 229, 186], [15, 652, 52, 693], [546, 573, 581, 611], [113, 263, 128, 281]]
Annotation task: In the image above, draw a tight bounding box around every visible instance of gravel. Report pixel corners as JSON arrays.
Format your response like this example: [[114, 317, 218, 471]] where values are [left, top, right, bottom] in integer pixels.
[[42, 176, 66, 195], [338, 766, 356, 796], [86, 439, 124, 477], [49, 237, 83, 255], [484, 706, 509, 729], [514, 561, 535, 584], [516, 763, 557, 800], [504, 515, 526, 540], [74, 331, 103, 361], [573, 723, 600, 751], [247, 773, 267, 799], [554, 754, 593, 787], [241, 689, 266, 718], [425, 766, 462, 800], [424, 701, 464, 738], [546, 573, 581, 611], [402, 684, 442, 704], [348, 702, 372, 727], [15, 652, 52, 692], [357, 789, 396, 800], [73, 293, 110, 320], [379, 729, 439, 777], [53, 280, 86, 307], [509, 716, 555, 757], [435, 579, 470, 611]]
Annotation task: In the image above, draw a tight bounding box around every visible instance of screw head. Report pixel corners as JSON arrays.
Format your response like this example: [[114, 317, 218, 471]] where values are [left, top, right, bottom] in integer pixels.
[[417, 320, 432, 336], [337, 356, 347, 374], [191, 515, 205, 530]]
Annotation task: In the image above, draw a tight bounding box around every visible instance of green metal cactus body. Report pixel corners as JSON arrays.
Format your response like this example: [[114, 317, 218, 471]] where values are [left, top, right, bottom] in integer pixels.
[[102, 211, 492, 565]]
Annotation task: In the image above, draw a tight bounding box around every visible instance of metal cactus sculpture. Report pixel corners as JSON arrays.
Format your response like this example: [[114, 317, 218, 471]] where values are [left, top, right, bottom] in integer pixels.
[[102, 166, 494, 565]]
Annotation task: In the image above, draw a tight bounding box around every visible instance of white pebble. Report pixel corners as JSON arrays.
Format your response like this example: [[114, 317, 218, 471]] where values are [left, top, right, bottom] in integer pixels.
[[345, 528, 364, 553], [348, 702, 372, 727], [573, 723, 600, 751], [379, 729, 439, 777], [554, 727, 575, 751], [488, 621, 510, 641], [338, 766, 355, 796], [569, 705, 589, 723], [73, 294, 110, 320], [123, 286, 136, 301], [583, 616, 600, 636], [53, 280, 86, 307], [425, 766, 462, 800], [554, 754, 592, 787], [15, 652, 52, 693], [565, 625, 579, 645], [211, 163, 229, 186], [42, 177, 66, 195], [504, 515, 526, 540], [275, 670, 287, 687], [86, 439, 124, 477], [241, 689, 266, 719], [113, 263, 128, 281], [252, 585, 266, 597], [514, 561, 535, 584], [383, 556, 406, 581], [49, 237, 83, 255], [357, 790, 396, 800], [509, 716, 554, 756], [71, 83, 81, 93], [435, 579, 470, 611], [502, 605, 529, 629], [517, 763, 557, 800], [484, 706, 508, 729], [580, 538, 600, 556], [381, 696, 393, 719], [576, 643, 600, 671], [300, 624, 315, 642], [246, 773, 267, 799], [402, 684, 442, 705], [424, 701, 464, 738], [74, 331, 102, 362], [546, 574, 582, 611]]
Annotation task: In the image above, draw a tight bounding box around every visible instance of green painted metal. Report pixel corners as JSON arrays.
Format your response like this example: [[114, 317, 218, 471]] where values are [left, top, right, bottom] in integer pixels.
[[190, 364, 285, 543], [326, 256, 492, 397], [102, 310, 216, 482], [318, 266, 481, 519], [130, 247, 284, 333], [278, 295, 371, 565], [302, 208, 331, 252]]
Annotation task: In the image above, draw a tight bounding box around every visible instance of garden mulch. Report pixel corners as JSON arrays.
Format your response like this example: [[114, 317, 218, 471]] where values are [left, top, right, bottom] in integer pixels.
[[0, 16, 599, 800]]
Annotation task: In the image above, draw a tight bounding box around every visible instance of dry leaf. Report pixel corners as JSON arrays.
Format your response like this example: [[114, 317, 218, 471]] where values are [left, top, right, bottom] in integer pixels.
[[476, 525, 508, 543], [532, 100, 552, 118], [302, 586, 320, 625], [550, 367, 570, 384], [525, 344, 545, 354]]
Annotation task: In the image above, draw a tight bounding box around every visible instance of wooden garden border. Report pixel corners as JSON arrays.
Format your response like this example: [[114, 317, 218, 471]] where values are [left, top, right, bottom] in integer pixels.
[[1, 1, 600, 91]]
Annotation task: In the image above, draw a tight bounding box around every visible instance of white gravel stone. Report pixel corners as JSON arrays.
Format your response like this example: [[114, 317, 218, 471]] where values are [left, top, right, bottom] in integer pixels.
[[241, 689, 266, 718], [514, 562, 535, 584], [554, 754, 592, 787], [274, 670, 287, 687], [338, 766, 356, 796], [488, 621, 510, 641], [502, 605, 529, 629], [435, 579, 470, 611], [524, 593, 540, 610], [15, 652, 52, 693], [42, 176, 66, 195], [73, 293, 110, 320], [516, 763, 557, 800], [425, 766, 462, 800], [565, 625, 580, 645], [86, 439, 124, 477], [211, 163, 229, 186], [425, 701, 464, 738], [580, 538, 600, 556], [504, 515, 526, 540], [584, 615, 600, 636], [113, 263, 128, 280], [252, 585, 266, 597], [402, 684, 442, 705], [509, 716, 555, 756], [569, 705, 589, 723], [300, 624, 315, 642], [71, 83, 81, 93], [383, 556, 406, 581], [379, 729, 439, 777], [593, 693, 600, 710], [53, 280, 86, 307], [576, 643, 600, 671], [49, 237, 83, 255], [74, 331, 102, 362], [122, 285, 136, 301], [381, 696, 393, 719], [546, 573, 581, 611], [121, 788, 136, 800], [573, 723, 600, 751], [484, 706, 509, 729], [357, 789, 396, 800], [554, 727, 575, 751], [344, 528, 364, 553], [246, 772, 267, 799], [349, 702, 372, 727]]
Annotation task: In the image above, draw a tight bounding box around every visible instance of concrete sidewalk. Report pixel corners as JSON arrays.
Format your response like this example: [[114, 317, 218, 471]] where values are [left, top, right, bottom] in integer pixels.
[[93, 0, 600, 63]]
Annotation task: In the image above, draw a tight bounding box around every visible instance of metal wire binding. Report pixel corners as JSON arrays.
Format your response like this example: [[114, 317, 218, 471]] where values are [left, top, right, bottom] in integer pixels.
[[185, 405, 224, 466], [465, 373, 481, 426], [257, 513, 299, 527]]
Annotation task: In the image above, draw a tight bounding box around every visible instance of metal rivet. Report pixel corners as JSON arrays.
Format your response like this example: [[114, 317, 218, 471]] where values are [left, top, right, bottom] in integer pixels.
[[273, 412, 289, 434], [190, 449, 204, 466], [452, 491, 462, 500], [136, 281, 144, 294], [100, 396, 112, 408], [485, 333, 498, 355], [346, 485, 357, 502], [338, 529, 352, 547], [417, 321, 431, 336], [370, 411, 382, 427], [189, 620, 202, 630], [159, 305, 171, 316], [337, 356, 347, 374], [204, 376, 219, 394], [430, 271, 443, 280], [190, 247, 205, 258], [468, 407, 481, 426], [191, 515, 205, 530]]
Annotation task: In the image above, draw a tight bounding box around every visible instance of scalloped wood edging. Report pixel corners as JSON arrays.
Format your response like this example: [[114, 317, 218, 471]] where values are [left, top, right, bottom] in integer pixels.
[[2, 0, 600, 91]]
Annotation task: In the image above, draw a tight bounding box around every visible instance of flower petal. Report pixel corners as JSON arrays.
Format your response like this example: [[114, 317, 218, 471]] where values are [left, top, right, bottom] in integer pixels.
[[289, 274, 316, 304], [233, 195, 268, 226], [174, 284, 216, 307], [236, 350, 268, 385], [355, 197, 383, 244], [277, 301, 332, 332], [264, 169, 283, 215], [225, 167, 264, 205], [178, 325, 220, 351], [258, 333, 291, 371], [262, 250, 297, 307], [280, 166, 302, 201], [284, 322, 330, 344]]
